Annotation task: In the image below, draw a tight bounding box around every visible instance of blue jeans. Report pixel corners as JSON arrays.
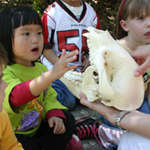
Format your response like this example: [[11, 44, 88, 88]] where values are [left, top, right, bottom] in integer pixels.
[[52, 80, 77, 110], [138, 97, 150, 113]]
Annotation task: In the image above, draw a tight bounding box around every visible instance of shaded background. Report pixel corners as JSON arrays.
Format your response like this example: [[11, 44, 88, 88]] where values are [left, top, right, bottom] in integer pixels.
[[0, 0, 121, 37]]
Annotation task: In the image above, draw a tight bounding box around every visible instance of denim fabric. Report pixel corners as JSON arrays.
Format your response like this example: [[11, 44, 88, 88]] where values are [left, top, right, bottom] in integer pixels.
[[138, 97, 150, 114], [52, 80, 76, 110]]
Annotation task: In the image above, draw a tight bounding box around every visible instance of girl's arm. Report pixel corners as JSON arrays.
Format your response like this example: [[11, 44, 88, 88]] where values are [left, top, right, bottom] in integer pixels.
[[119, 110, 150, 138], [10, 50, 78, 106], [80, 93, 150, 139], [30, 49, 78, 96]]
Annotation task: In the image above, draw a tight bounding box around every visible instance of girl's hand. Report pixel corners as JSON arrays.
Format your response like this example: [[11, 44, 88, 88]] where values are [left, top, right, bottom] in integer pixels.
[[51, 49, 78, 79], [131, 45, 150, 76], [79, 93, 121, 125], [48, 116, 66, 134]]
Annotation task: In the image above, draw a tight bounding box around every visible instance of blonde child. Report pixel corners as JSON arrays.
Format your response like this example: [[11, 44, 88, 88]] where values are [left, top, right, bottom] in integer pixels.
[[80, 0, 150, 150], [0, 6, 82, 150]]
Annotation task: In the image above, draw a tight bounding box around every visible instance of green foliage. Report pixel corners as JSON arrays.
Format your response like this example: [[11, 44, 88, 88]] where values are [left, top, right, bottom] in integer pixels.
[[0, 0, 122, 35], [32, 0, 42, 16]]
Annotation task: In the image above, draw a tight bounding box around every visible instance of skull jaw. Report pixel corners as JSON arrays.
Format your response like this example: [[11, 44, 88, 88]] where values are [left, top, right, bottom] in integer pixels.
[[60, 66, 101, 102]]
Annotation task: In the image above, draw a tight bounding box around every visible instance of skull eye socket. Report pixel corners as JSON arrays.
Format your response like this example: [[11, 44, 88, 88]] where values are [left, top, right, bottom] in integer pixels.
[[93, 71, 98, 76], [103, 99, 111, 103], [93, 71, 99, 84]]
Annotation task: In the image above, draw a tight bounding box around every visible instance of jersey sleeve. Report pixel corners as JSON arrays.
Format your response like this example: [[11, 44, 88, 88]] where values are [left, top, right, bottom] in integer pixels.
[[42, 9, 56, 48], [85, 2, 101, 29], [94, 13, 101, 29]]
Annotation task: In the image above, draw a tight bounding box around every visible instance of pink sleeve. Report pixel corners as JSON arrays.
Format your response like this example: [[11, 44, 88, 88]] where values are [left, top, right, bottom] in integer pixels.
[[10, 81, 37, 107]]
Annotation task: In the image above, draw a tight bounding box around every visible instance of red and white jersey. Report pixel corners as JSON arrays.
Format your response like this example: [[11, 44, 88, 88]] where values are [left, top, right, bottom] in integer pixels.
[[42, 0, 100, 66]]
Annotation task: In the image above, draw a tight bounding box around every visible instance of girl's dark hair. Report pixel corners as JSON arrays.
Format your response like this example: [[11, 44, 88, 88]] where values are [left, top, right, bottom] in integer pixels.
[[115, 0, 150, 39], [0, 6, 42, 65]]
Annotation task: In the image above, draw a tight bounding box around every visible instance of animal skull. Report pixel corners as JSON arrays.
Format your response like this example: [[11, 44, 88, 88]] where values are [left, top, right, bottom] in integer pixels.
[[60, 27, 144, 111]]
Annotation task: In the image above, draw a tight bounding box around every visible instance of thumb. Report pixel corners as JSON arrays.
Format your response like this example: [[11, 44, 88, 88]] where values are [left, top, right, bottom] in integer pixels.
[[135, 57, 150, 77], [49, 119, 55, 128], [131, 47, 149, 58], [60, 49, 66, 58]]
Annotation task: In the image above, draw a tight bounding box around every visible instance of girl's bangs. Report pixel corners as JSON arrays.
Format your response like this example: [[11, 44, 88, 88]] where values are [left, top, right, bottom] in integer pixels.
[[12, 8, 42, 29], [128, 1, 150, 18]]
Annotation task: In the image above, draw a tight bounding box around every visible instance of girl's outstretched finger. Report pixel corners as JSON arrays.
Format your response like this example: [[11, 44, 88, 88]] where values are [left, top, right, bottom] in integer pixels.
[[61, 49, 78, 58], [66, 55, 77, 63], [65, 50, 78, 58], [61, 49, 66, 57], [67, 64, 78, 70]]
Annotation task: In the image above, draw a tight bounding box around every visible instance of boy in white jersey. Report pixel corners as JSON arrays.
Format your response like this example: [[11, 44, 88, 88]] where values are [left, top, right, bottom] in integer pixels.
[[41, 0, 100, 110]]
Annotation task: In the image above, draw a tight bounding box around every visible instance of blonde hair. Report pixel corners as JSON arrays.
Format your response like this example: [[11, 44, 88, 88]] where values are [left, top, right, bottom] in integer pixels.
[[115, 0, 150, 39]]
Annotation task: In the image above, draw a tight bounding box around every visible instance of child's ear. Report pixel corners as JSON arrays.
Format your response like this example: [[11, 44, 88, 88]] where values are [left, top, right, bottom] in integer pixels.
[[120, 20, 129, 32]]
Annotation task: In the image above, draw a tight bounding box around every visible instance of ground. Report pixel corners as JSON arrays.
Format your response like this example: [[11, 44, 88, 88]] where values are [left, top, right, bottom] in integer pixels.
[[71, 103, 106, 150]]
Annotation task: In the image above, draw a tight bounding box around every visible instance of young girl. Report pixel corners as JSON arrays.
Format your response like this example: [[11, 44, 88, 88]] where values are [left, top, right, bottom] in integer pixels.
[[0, 6, 82, 150], [80, 0, 150, 150]]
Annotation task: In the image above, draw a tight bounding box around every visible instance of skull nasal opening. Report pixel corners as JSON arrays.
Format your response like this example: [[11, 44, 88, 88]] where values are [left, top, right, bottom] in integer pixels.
[[93, 71, 99, 84]]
